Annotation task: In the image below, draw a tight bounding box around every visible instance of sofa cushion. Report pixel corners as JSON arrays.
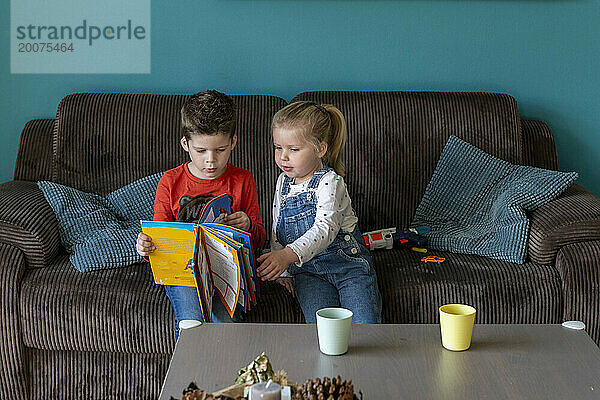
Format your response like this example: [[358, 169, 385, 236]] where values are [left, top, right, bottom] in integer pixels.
[[411, 136, 577, 263], [27, 348, 170, 400], [244, 281, 305, 323], [20, 254, 304, 353], [372, 249, 563, 324], [291, 91, 523, 231], [38, 173, 161, 272], [52, 93, 286, 199], [20, 254, 175, 354], [21, 249, 562, 353]]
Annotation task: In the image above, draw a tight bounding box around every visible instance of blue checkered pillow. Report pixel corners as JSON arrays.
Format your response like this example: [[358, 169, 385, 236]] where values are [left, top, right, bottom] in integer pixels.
[[411, 136, 577, 263], [38, 173, 162, 272]]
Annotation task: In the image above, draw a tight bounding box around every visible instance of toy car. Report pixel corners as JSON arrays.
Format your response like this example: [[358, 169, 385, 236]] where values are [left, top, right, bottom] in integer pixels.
[[421, 256, 446, 263], [362, 227, 429, 250]]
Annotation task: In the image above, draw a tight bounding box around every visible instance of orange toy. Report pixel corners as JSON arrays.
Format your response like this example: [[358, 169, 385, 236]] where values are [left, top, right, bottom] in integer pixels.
[[421, 255, 446, 263]]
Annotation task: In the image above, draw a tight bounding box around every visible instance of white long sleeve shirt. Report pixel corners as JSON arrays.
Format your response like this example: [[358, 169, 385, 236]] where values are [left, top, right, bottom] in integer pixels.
[[270, 170, 359, 271]]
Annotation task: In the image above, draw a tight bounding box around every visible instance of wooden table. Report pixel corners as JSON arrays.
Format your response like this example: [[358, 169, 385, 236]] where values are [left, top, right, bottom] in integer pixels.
[[159, 324, 600, 399]]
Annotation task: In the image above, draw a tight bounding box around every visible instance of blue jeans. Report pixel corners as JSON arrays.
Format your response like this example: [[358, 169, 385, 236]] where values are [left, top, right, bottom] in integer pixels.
[[288, 227, 382, 324], [164, 285, 244, 338]]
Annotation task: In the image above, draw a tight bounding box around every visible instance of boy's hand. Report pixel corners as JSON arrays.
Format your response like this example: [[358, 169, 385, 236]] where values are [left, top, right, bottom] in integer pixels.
[[136, 232, 155, 257], [222, 211, 251, 231], [256, 247, 299, 281], [276, 277, 294, 296]]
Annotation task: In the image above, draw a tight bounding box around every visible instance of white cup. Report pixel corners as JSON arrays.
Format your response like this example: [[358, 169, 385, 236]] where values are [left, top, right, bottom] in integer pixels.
[[316, 307, 353, 355]]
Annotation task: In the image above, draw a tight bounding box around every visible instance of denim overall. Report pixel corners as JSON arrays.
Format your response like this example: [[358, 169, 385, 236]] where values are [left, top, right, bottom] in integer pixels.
[[276, 168, 382, 324]]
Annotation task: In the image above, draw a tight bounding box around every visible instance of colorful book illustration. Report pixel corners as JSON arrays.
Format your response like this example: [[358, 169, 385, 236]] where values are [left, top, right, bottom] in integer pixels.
[[140, 193, 258, 322]]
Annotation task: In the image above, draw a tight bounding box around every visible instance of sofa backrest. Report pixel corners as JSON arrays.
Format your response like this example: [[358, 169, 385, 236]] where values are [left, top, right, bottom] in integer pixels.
[[15, 118, 55, 182], [53, 93, 281, 175], [48, 92, 285, 234], [29, 90, 523, 236], [52, 93, 188, 195], [291, 91, 522, 231]]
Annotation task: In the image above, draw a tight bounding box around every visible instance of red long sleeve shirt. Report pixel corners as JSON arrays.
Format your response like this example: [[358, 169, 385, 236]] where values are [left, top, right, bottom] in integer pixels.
[[153, 163, 266, 251]]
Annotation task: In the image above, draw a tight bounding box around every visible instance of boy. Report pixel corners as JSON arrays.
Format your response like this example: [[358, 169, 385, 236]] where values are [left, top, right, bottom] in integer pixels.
[[136, 90, 266, 336]]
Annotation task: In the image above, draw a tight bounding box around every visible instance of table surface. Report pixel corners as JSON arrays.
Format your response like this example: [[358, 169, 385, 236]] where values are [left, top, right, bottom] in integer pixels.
[[159, 324, 600, 400]]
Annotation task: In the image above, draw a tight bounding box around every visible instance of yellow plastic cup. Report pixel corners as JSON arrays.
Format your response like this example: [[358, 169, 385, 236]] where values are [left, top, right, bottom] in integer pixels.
[[439, 304, 476, 351]]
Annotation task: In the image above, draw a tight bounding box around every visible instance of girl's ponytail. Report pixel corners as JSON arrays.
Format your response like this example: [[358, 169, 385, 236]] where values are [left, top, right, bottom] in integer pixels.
[[272, 101, 348, 177], [323, 105, 347, 177]]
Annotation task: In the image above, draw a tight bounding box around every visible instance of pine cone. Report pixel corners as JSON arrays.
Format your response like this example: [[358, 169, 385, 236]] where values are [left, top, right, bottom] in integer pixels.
[[293, 376, 360, 400], [181, 388, 210, 400]]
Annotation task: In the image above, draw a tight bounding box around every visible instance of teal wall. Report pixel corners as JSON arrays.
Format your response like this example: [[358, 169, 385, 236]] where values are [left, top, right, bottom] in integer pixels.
[[2, 1, 599, 194]]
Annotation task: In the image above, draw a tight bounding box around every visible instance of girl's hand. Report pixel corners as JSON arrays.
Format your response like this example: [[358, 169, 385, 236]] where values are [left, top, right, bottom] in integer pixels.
[[136, 232, 155, 257], [276, 277, 294, 297], [256, 247, 299, 281], [222, 211, 251, 231]]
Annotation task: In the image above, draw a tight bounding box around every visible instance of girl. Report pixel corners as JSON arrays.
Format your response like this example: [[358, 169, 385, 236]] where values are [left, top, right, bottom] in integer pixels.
[[257, 101, 382, 324]]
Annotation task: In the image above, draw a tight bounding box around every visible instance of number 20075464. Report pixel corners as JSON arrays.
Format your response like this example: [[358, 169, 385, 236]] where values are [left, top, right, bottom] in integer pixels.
[[18, 42, 74, 52]]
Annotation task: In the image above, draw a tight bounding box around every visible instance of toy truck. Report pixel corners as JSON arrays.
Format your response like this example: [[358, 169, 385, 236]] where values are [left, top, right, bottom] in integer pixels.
[[362, 226, 429, 250]]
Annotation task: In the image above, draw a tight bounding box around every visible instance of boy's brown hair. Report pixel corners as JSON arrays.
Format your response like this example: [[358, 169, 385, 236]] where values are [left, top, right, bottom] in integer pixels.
[[181, 90, 236, 140]]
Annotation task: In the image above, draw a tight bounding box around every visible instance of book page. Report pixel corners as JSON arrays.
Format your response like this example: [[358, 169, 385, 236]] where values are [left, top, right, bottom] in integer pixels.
[[240, 247, 254, 307], [203, 226, 249, 309], [193, 229, 213, 323], [211, 273, 243, 312], [141, 221, 196, 287], [201, 227, 241, 317], [203, 223, 257, 305]]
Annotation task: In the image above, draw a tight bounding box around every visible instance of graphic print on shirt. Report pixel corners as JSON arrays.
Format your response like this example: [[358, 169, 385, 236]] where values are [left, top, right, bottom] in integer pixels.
[[177, 194, 215, 222], [177, 194, 234, 222]]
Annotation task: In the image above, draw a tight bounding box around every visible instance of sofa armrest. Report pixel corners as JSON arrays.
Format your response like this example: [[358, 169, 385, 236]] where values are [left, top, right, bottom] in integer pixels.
[[555, 241, 600, 346], [528, 184, 600, 264], [0, 243, 29, 400], [0, 180, 60, 268], [0, 243, 29, 399]]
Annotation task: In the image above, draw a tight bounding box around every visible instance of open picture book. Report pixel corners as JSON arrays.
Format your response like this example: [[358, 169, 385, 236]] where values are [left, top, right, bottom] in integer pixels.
[[141, 193, 259, 322]]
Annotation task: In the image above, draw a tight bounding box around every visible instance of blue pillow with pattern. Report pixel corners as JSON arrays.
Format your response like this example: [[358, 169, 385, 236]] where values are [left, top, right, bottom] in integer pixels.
[[411, 136, 577, 263], [38, 173, 162, 272]]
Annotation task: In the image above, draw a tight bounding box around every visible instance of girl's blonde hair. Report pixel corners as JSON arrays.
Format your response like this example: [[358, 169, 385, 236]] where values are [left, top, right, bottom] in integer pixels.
[[271, 101, 347, 176]]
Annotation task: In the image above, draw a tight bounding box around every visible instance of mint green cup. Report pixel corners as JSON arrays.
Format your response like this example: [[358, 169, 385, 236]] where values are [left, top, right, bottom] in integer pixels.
[[316, 308, 353, 355]]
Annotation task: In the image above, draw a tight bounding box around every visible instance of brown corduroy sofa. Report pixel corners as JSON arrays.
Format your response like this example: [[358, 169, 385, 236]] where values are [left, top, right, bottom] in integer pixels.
[[2, 91, 600, 400]]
